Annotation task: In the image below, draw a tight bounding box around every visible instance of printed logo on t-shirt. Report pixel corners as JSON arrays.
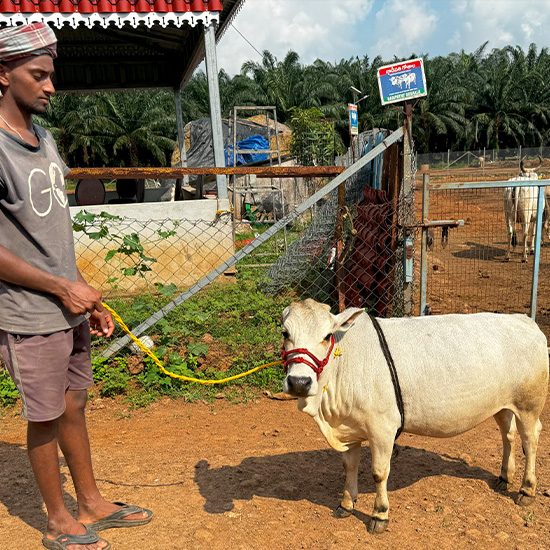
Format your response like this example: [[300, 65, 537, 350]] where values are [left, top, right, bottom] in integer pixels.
[[28, 162, 67, 217]]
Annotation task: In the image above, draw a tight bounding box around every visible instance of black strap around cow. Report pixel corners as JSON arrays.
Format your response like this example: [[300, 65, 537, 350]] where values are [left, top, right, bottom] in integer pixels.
[[370, 316, 405, 440]]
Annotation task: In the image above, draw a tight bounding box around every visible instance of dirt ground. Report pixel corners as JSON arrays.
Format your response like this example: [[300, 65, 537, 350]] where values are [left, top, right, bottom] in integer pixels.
[[1, 394, 550, 550]]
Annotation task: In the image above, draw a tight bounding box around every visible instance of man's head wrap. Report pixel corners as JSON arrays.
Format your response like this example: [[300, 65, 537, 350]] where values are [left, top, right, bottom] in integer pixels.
[[0, 23, 57, 64]]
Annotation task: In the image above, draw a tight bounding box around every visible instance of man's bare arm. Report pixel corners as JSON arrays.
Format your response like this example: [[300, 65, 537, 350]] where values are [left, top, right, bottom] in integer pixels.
[[0, 244, 103, 316]]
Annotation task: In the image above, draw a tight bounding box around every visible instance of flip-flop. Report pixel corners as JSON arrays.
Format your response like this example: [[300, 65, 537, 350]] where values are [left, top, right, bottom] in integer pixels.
[[42, 525, 110, 549], [84, 502, 153, 532]]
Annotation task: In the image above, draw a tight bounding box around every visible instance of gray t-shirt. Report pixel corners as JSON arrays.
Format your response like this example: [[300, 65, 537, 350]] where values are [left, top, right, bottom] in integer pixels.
[[0, 124, 85, 334]]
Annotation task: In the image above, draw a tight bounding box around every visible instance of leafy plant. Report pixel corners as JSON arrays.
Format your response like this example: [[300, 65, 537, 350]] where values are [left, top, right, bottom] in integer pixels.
[[289, 107, 342, 166], [73, 211, 179, 288], [92, 357, 130, 397], [0, 369, 18, 406]]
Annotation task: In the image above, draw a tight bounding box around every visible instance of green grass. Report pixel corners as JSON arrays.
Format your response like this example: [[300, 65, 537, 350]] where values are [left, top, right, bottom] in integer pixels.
[[0, 229, 303, 411]]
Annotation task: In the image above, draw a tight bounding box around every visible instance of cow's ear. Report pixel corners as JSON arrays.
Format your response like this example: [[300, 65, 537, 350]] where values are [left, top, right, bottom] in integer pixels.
[[333, 308, 364, 332], [282, 306, 291, 321]]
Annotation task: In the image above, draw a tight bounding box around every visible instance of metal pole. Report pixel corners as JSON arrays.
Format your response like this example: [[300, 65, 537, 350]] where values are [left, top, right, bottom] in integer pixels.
[[203, 22, 229, 202], [420, 173, 430, 316], [530, 184, 545, 319], [402, 101, 414, 315]]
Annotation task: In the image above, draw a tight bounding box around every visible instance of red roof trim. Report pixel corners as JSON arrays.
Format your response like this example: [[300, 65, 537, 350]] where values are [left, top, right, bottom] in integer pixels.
[[0, 0, 223, 14]]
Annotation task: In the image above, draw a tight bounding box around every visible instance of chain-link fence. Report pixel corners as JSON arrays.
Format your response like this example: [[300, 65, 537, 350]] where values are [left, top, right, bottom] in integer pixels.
[[417, 146, 550, 176], [73, 211, 234, 296], [421, 178, 550, 341], [263, 130, 416, 318], [75, 128, 413, 360]]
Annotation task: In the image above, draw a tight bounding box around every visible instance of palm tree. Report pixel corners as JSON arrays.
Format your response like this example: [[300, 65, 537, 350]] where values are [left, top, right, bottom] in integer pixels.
[[97, 91, 176, 167], [411, 55, 469, 152], [241, 50, 306, 122], [35, 93, 112, 166], [470, 47, 537, 149], [504, 44, 550, 147]]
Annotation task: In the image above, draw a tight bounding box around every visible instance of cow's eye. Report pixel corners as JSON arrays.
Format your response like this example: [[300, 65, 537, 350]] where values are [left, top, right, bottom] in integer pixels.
[[282, 330, 289, 339], [324, 333, 333, 342]]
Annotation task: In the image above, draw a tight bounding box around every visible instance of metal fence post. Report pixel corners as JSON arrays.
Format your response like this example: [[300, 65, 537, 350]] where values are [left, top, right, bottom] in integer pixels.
[[402, 103, 414, 315], [530, 184, 545, 319], [420, 173, 430, 315], [203, 22, 229, 203]]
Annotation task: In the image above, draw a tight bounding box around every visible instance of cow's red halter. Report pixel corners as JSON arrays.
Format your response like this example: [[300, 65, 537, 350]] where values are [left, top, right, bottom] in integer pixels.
[[281, 335, 335, 380]]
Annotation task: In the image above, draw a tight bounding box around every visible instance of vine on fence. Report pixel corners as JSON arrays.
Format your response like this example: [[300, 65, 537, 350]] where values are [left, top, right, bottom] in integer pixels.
[[72, 210, 179, 287]]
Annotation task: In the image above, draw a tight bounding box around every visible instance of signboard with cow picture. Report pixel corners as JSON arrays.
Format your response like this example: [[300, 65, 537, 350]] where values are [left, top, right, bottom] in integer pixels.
[[377, 58, 427, 106]]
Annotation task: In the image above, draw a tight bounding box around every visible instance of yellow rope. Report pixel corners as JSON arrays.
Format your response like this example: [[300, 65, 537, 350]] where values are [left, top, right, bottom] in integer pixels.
[[102, 303, 283, 385]]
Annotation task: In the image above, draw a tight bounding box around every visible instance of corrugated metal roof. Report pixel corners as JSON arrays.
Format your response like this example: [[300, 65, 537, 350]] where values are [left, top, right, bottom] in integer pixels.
[[0, 0, 244, 91]]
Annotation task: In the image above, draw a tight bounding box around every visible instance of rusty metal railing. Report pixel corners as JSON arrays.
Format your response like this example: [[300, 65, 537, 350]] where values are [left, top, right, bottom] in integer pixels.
[[67, 166, 345, 180]]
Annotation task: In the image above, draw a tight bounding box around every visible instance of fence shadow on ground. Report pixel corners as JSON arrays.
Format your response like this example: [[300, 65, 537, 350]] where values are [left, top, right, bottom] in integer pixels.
[[194, 444, 500, 528]]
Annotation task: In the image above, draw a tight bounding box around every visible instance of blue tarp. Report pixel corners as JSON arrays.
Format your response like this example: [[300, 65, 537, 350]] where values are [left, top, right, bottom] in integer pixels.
[[225, 135, 270, 166]]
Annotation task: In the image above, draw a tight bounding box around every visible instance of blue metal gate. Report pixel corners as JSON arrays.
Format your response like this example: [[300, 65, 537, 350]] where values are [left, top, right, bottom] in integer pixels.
[[419, 175, 550, 332]]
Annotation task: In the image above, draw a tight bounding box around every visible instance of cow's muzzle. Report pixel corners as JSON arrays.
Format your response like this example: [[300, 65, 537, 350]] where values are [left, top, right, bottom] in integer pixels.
[[285, 375, 312, 397]]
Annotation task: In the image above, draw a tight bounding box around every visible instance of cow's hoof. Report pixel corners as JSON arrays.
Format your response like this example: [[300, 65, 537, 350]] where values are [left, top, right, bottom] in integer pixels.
[[334, 505, 354, 518], [367, 517, 389, 534], [516, 492, 535, 507], [493, 476, 511, 492]]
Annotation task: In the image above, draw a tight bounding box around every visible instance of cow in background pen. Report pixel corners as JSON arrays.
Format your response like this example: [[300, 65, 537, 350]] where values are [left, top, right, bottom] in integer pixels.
[[504, 156, 548, 262]]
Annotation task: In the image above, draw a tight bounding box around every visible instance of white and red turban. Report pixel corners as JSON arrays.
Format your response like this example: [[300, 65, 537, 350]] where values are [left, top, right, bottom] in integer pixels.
[[0, 23, 57, 64]]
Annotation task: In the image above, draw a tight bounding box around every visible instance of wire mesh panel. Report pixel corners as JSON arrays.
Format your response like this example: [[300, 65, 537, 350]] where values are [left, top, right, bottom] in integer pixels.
[[423, 183, 550, 339], [263, 132, 416, 317], [73, 212, 234, 296]]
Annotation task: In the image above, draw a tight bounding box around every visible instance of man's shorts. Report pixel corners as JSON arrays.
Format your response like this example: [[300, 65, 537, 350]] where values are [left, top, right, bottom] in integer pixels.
[[0, 321, 93, 422]]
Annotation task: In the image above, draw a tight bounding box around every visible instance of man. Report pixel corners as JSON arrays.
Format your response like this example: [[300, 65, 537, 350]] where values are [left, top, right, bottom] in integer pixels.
[[0, 23, 152, 550]]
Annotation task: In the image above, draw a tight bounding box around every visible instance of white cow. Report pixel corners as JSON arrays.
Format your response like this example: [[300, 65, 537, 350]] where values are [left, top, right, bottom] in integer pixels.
[[389, 75, 403, 88], [504, 157, 547, 262], [282, 299, 548, 534], [402, 72, 416, 89]]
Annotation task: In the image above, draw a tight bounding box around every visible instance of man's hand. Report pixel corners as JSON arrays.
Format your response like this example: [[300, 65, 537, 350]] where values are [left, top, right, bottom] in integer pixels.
[[89, 305, 115, 338], [57, 280, 104, 317]]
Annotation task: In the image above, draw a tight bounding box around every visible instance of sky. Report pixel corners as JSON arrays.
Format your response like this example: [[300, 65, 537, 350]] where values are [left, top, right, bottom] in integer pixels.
[[216, 0, 550, 75]]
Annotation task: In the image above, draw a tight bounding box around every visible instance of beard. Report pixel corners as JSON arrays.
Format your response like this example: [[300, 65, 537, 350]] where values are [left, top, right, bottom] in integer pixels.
[[26, 100, 49, 115], [15, 95, 49, 116]]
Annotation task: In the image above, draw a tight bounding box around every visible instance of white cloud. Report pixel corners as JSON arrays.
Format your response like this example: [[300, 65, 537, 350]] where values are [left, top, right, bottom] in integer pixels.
[[451, 0, 550, 52], [216, 0, 374, 74], [373, 0, 438, 58], [211, 0, 550, 79], [451, 0, 469, 16]]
